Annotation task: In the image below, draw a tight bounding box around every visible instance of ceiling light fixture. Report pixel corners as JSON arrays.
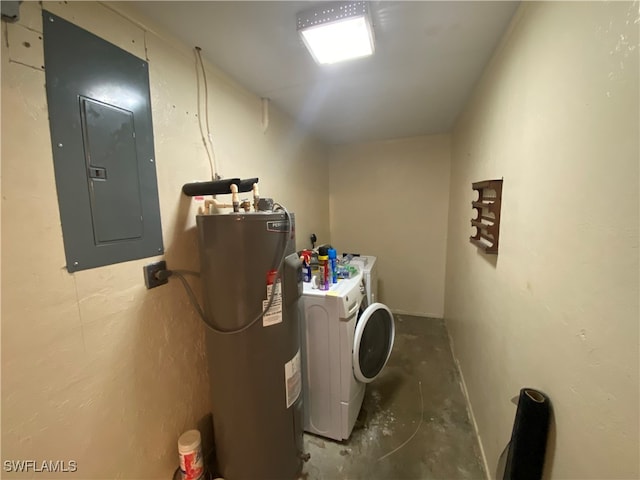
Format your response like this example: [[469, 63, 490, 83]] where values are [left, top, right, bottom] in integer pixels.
[[297, 1, 375, 65]]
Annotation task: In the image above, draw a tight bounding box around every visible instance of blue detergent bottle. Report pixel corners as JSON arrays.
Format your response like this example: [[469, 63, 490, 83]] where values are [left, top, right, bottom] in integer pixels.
[[328, 248, 337, 284]]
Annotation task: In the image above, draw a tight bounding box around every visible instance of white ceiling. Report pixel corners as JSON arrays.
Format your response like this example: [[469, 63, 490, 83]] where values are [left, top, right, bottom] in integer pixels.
[[131, 1, 519, 145]]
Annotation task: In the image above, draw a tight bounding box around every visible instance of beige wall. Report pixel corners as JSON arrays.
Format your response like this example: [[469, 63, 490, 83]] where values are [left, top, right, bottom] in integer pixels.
[[1, 2, 329, 478], [445, 2, 639, 479], [329, 135, 450, 317]]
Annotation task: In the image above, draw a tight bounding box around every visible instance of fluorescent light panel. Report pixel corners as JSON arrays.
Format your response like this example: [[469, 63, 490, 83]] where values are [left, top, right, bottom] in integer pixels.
[[297, 2, 375, 65]]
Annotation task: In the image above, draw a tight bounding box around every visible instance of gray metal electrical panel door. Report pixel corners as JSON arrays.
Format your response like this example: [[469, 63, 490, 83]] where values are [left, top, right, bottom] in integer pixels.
[[43, 11, 163, 272]]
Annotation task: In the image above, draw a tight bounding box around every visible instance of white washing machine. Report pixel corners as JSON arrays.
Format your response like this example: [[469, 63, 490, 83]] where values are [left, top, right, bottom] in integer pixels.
[[300, 271, 395, 441], [345, 255, 378, 304]]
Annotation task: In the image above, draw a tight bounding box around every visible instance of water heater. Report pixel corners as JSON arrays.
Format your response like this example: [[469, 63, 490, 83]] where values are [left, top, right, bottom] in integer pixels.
[[197, 211, 304, 479]]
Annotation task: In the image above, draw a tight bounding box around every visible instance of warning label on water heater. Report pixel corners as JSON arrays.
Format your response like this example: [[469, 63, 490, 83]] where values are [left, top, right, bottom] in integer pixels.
[[285, 349, 301, 408], [263, 271, 282, 327]]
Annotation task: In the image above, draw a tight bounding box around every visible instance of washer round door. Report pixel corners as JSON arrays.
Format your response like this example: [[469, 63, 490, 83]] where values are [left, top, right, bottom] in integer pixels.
[[353, 302, 395, 383]]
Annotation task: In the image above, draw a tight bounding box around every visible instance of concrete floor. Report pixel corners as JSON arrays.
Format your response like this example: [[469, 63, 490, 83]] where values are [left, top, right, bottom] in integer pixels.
[[300, 315, 486, 480]]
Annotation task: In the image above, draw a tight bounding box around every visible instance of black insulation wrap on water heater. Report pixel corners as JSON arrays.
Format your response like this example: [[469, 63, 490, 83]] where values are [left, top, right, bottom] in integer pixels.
[[182, 177, 259, 196], [235, 177, 259, 192], [503, 388, 551, 480]]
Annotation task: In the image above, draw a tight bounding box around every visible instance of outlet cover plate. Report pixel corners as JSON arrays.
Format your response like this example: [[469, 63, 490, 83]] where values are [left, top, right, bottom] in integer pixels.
[[143, 260, 167, 289]]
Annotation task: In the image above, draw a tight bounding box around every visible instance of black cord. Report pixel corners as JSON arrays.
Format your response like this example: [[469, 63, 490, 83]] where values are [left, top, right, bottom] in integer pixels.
[[172, 271, 207, 321], [160, 205, 292, 335], [172, 269, 200, 278]]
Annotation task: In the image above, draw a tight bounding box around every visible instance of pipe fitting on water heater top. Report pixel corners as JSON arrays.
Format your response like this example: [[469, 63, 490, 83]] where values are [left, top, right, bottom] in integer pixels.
[[230, 183, 239, 212]]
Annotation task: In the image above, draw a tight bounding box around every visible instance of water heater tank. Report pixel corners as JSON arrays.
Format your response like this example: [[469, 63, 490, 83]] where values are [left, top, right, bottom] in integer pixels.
[[197, 211, 303, 479]]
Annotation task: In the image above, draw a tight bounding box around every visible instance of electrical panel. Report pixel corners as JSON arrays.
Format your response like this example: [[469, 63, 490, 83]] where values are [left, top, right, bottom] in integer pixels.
[[43, 11, 163, 272]]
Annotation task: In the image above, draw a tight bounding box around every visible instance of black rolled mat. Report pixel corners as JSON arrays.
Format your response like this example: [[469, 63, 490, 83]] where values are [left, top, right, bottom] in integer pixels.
[[503, 388, 551, 480]]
